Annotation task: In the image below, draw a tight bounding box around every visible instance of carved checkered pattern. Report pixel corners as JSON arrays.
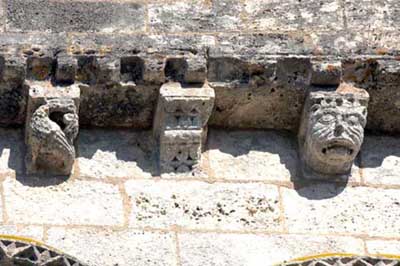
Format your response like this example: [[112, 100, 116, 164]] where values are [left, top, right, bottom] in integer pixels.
[[0, 238, 87, 266], [281, 256, 400, 266]]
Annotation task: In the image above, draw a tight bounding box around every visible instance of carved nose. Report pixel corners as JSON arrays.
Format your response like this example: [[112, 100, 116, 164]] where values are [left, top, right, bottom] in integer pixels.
[[334, 123, 344, 136]]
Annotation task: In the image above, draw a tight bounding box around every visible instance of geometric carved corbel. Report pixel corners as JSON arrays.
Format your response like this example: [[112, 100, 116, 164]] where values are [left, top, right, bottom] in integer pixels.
[[25, 81, 80, 175], [153, 82, 215, 173], [298, 82, 369, 179]]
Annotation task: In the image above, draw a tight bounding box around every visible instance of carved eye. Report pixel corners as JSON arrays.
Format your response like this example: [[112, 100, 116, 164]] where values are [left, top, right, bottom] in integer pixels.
[[319, 114, 335, 124], [347, 115, 359, 126]]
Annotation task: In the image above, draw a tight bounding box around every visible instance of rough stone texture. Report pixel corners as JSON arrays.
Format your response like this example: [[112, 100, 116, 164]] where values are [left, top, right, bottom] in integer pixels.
[[46, 228, 177, 266], [25, 82, 80, 175], [154, 82, 214, 174], [283, 184, 400, 237], [298, 84, 369, 179], [345, 0, 400, 32], [79, 84, 159, 128], [179, 233, 364, 266], [125, 180, 281, 231], [206, 130, 297, 182], [7, 0, 146, 33], [77, 129, 155, 179], [361, 136, 400, 185], [3, 176, 124, 226], [243, 0, 344, 32], [149, 0, 243, 33]]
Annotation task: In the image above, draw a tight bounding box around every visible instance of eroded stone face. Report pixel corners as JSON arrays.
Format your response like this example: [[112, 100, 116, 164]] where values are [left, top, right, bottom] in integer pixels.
[[299, 83, 369, 177], [25, 82, 80, 175]]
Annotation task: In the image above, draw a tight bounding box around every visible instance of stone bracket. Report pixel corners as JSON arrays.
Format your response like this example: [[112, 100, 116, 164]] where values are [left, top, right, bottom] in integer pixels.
[[153, 82, 215, 173], [25, 80, 80, 175]]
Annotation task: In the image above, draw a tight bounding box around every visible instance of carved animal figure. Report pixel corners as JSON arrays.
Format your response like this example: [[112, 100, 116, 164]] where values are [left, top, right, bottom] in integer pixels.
[[27, 98, 78, 175]]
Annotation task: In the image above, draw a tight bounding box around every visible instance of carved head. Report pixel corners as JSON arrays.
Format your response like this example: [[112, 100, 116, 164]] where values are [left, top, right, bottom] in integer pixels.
[[299, 83, 369, 176]]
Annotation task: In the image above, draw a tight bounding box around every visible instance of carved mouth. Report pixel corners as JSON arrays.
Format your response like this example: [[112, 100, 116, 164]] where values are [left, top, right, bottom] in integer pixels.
[[321, 139, 355, 159]]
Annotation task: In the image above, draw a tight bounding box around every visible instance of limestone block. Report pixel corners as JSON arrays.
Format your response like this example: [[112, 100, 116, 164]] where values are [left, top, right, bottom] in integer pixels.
[[25, 81, 80, 175], [153, 82, 214, 173], [3, 176, 124, 226], [47, 228, 177, 266], [345, 0, 399, 31], [79, 83, 158, 128], [282, 184, 400, 237], [148, 0, 243, 32], [179, 233, 364, 266], [7, 0, 146, 33], [125, 180, 281, 231], [208, 57, 308, 131], [244, 0, 344, 32], [298, 83, 369, 179]]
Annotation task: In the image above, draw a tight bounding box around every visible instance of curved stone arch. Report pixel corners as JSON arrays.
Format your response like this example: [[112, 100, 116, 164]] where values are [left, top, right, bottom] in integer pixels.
[[279, 254, 400, 266], [0, 235, 87, 266]]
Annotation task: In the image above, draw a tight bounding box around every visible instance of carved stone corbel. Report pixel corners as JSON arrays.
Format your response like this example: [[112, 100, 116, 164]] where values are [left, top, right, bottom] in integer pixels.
[[153, 82, 214, 173], [25, 81, 80, 175], [298, 82, 369, 179]]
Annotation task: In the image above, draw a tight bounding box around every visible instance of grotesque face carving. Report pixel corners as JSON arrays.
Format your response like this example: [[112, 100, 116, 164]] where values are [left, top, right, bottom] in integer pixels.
[[299, 85, 369, 177]]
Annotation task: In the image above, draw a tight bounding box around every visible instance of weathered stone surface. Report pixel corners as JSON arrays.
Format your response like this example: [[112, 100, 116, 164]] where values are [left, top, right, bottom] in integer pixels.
[[282, 184, 400, 237], [149, 0, 243, 32], [46, 228, 177, 266], [366, 240, 400, 255], [179, 233, 364, 266], [7, 0, 146, 33], [125, 180, 281, 231], [365, 60, 400, 133], [78, 129, 155, 179], [345, 0, 400, 32], [0, 225, 43, 240], [361, 136, 400, 185], [79, 83, 158, 128], [244, 0, 344, 32], [206, 130, 297, 182], [3, 177, 124, 226], [154, 82, 214, 174], [208, 57, 310, 131], [298, 84, 369, 179], [0, 128, 23, 175], [25, 82, 80, 175]]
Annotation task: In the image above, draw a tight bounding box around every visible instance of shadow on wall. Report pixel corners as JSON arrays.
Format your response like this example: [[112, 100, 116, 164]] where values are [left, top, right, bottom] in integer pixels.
[[0, 128, 398, 197]]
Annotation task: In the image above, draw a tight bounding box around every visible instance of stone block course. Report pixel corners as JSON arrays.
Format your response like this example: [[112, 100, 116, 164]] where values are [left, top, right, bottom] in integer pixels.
[[125, 180, 281, 231], [282, 184, 400, 237], [178, 233, 365, 266], [206, 130, 297, 182], [7, 0, 146, 33], [345, 0, 400, 32], [366, 239, 400, 255], [149, 0, 243, 33], [3, 176, 124, 226], [244, 0, 344, 32], [0, 225, 43, 240], [46, 227, 177, 266]]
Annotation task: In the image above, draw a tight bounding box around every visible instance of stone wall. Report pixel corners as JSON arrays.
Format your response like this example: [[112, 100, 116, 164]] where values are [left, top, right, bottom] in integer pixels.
[[0, 0, 398, 133]]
